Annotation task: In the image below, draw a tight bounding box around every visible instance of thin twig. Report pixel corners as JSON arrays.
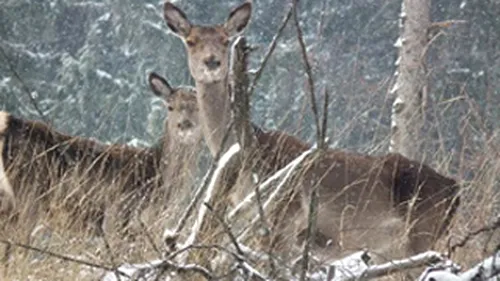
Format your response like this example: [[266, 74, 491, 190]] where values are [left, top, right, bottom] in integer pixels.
[[197, 205, 270, 281], [299, 183, 319, 281], [248, 4, 293, 98], [204, 203, 244, 257], [320, 87, 330, 148], [292, 0, 321, 146], [137, 216, 162, 256], [0, 239, 126, 275], [253, 176, 270, 236], [99, 230, 122, 281], [0, 45, 48, 122], [292, 1, 323, 280], [449, 215, 500, 256], [103, 258, 214, 281], [156, 260, 213, 280]]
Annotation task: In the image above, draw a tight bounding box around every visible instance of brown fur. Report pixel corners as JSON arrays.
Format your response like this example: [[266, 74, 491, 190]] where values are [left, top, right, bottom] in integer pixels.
[[255, 128, 459, 257], [163, 0, 460, 260], [0, 113, 161, 231], [0, 75, 202, 234]]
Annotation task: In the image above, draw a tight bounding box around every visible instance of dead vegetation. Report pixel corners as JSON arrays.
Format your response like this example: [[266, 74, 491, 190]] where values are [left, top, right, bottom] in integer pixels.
[[0, 1, 499, 281]]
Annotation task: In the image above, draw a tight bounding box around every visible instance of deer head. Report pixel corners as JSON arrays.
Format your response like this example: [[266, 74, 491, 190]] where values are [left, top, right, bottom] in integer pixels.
[[148, 72, 200, 144], [163, 1, 252, 84]]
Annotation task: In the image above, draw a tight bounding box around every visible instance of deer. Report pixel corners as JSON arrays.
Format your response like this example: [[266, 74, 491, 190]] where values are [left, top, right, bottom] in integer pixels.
[[0, 72, 202, 237], [162, 0, 460, 262]]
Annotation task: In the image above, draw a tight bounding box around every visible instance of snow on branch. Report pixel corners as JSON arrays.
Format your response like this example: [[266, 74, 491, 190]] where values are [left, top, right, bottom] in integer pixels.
[[99, 246, 499, 281], [233, 146, 316, 242], [310, 251, 445, 281], [183, 143, 241, 248], [228, 145, 315, 220], [308, 250, 500, 281], [421, 251, 500, 281]]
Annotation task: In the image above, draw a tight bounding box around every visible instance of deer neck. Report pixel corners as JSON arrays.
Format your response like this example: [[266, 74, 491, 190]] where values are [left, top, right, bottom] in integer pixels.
[[160, 132, 199, 198], [195, 78, 235, 156]]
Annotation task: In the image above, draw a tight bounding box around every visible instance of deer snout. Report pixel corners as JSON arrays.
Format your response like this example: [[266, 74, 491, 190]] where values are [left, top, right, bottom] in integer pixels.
[[178, 120, 194, 130], [203, 55, 221, 71]]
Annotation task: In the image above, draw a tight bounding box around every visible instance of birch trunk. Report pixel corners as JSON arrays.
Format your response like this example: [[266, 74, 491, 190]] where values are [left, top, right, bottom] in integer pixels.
[[389, 0, 431, 160]]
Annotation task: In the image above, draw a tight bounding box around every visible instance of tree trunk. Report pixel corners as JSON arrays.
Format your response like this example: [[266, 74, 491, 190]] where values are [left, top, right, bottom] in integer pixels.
[[389, 0, 431, 160]]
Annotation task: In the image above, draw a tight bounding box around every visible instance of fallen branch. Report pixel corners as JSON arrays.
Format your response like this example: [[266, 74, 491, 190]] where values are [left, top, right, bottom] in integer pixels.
[[310, 251, 444, 281], [421, 251, 500, 281]]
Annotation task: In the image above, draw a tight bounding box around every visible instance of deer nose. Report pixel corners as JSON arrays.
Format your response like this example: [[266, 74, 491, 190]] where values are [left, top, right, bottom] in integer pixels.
[[178, 120, 193, 130], [204, 56, 221, 70]]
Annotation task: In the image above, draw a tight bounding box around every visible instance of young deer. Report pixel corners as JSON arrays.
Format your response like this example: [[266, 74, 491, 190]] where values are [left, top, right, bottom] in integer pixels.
[[163, 0, 460, 260], [0, 72, 201, 235]]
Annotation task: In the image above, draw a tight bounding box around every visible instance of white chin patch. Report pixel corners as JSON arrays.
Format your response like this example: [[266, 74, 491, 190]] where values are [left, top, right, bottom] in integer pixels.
[[200, 69, 222, 83], [178, 130, 195, 143]]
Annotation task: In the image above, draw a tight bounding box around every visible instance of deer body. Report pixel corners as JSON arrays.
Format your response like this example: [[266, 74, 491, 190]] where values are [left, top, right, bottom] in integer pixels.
[[0, 73, 202, 234], [163, 1, 459, 259]]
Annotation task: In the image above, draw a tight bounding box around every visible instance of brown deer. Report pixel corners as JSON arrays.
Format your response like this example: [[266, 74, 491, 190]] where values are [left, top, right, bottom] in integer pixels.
[[163, 0, 460, 261], [0, 72, 202, 235]]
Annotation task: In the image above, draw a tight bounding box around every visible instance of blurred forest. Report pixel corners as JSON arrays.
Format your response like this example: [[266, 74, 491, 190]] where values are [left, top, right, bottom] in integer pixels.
[[0, 0, 499, 178]]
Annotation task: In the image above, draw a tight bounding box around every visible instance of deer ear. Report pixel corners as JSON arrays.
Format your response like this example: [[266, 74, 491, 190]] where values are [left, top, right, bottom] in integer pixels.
[[225, 1, 252, 37], [148, 72, 173, 99], [164, 2, 192, 38]]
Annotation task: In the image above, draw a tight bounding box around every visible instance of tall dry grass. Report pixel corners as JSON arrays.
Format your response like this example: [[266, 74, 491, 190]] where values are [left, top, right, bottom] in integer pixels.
[[0, 143, 207, 280], [1, 133, 498, 281]]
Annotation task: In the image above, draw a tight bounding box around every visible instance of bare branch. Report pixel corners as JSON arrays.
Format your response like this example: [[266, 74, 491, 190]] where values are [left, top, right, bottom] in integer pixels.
[[421, 251, 500, 281], [230, 36, 254, 152], [183, 143, 241, 248], [248, 4, 293, 98], [449, 215, 500, 256], [299, 184, 319, 281], [137, 217, 162, 256], [320, 87, 330, 148], [228, 146, 315, 221], [292, 0, 322, 147], [102, 259, 213, 281], [362, 251, 443, 280], [237, 146, 316, 242], [310, 251, 444, 281], [204, 202, 245, 257], [291, 3, 323, 278], [0, 239, 123, 275]]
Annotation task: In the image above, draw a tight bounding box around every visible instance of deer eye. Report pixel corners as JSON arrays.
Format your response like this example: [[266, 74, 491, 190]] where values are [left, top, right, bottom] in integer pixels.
[[167, 106, 174, 111], [186, 39, 197, 47]]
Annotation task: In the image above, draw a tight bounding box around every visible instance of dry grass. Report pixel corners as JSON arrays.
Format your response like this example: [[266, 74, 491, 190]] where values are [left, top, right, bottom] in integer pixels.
[[0, 115, 498, 281], [0, 147, 203, 281]]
